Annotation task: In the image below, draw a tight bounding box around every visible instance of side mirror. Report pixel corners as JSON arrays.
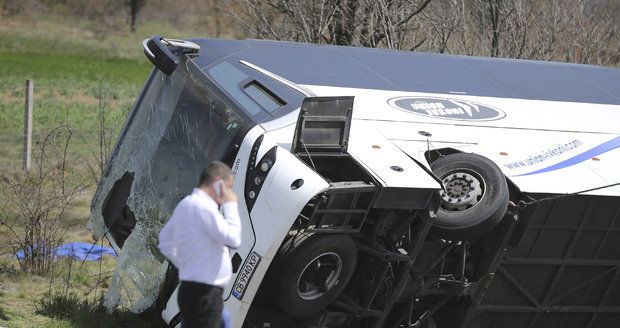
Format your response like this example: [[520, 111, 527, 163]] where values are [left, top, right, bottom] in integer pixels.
[[142, 35, 200, 75]]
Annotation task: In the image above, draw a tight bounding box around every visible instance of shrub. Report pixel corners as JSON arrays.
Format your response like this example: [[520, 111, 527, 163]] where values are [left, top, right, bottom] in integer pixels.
[[0, 126, 86, 274]]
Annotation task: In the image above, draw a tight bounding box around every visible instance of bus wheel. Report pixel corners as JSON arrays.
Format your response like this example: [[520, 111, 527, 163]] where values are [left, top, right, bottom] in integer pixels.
[[431, 153, 509, 240], [271, 234, 357, 318]]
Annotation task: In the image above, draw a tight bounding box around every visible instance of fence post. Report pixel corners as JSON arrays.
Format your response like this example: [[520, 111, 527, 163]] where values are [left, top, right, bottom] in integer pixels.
[[24, 79, 33, 171]]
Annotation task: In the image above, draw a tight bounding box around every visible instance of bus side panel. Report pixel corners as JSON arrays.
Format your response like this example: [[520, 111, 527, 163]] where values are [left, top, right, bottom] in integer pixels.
[[228, 145, 329, 328]]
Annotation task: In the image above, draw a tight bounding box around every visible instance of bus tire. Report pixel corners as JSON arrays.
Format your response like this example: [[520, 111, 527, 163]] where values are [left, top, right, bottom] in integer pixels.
[[271, 234, 357, 318], [431, 153, 509, 240]]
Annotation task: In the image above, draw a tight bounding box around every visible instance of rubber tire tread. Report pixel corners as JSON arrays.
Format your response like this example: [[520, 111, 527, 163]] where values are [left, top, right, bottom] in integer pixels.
[[430, 153, 509, 240], [271, 234, 357, 318]]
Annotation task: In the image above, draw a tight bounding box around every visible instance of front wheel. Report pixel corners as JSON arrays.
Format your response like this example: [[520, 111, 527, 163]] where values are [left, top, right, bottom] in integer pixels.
[[430, 153, 509, 240], [269, 234, 357, 318]]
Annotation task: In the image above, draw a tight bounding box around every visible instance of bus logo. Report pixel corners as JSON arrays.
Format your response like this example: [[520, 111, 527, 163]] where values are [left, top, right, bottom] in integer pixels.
[[388, 96, 505, 121]]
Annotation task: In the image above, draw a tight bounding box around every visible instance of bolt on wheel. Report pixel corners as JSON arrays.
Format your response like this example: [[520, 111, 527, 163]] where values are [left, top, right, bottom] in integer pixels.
[[439, 170, 484, 211]]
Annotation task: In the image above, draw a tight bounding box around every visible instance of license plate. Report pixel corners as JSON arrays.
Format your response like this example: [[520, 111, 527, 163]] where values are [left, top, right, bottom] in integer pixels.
[[232, 251, 262, 300]]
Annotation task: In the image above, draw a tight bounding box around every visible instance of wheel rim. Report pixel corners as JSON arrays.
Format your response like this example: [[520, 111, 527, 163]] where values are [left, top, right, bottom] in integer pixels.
[[296, 252, 343, 301], [439, 169, 485, 211]]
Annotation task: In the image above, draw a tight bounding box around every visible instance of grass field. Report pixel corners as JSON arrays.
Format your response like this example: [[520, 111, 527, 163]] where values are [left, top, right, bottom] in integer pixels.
[[0, 15, 151, 169], [0, 258, 164, 328], [0, 11, 188, 327]]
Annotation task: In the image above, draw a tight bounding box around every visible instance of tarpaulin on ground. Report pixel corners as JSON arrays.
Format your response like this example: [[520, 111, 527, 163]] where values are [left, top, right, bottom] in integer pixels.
[[16, 242, 117, 261]]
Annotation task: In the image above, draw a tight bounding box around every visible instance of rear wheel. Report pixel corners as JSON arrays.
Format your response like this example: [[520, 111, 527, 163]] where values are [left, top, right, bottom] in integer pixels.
[[269, 234, 357, 318], [430, 153, 509, 240]]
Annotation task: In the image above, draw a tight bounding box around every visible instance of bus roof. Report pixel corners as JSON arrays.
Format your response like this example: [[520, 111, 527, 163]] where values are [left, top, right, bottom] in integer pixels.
[[191, 38, 620, 106]]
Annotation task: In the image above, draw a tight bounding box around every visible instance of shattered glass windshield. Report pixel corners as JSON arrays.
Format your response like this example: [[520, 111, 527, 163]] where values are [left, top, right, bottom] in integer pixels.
[[88, 56, 250, 313]]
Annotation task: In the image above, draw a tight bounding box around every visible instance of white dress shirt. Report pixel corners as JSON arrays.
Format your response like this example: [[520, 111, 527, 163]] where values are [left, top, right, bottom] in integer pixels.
[[158, 188, 242, 287]]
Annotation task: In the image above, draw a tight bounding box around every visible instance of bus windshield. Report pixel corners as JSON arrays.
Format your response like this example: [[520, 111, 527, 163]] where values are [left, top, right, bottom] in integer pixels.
[[89, 56, 251, 313]]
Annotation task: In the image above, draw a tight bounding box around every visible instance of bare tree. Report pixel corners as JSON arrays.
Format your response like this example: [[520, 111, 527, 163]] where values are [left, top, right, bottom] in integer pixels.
[[0, 126, 86, 274], [229, 0, 432, 50], [82, 78, 128, 185], [419, 0, 462, 53], [126, 0, 147, 32], [1, 0, 21, 15], [556, 0, 617, 65], [461, 0, 533, 58], [228, 0, 619, 67], [520, 0, 561, 61]]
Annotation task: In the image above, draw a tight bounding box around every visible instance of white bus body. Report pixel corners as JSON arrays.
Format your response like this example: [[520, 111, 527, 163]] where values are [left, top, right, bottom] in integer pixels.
[[89, 36, 620, 328]]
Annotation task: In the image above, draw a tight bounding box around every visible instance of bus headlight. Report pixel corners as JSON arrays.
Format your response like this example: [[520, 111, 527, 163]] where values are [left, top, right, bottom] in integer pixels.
[[245, 135, 277, 211]]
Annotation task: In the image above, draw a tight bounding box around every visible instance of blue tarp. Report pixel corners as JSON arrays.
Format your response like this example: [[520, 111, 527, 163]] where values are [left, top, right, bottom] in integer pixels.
[[16, 242, 117, 261]]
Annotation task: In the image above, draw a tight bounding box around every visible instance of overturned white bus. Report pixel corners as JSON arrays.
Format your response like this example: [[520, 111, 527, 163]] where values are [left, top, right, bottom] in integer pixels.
[[88, 36, 620, 328]]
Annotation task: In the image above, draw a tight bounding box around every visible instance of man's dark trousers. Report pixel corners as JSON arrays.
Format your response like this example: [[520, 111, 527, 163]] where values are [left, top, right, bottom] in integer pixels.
[[178, 281, 223, 328]]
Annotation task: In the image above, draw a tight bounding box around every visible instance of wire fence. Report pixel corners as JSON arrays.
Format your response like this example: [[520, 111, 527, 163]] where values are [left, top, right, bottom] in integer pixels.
[[0, 80, 131, 176], [0, 130, 111, 141], [0, 80, 142, 92], [0, 131, 111, 158]]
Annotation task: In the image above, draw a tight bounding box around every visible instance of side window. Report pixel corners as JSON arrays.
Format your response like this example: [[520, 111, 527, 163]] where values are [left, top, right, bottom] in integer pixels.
[[208, 61, 290, 119], [208, 62, 264, 116], [243, 81, 285, 114]]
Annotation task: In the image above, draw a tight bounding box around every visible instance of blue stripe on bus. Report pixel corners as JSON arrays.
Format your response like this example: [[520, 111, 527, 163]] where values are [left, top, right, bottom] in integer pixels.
[[518, 136, 620, 176]]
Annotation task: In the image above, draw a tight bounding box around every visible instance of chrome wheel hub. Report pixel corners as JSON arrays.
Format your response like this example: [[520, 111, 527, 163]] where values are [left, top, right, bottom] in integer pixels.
[[440, 171, 483, 211], [297, 252, 343, 301]]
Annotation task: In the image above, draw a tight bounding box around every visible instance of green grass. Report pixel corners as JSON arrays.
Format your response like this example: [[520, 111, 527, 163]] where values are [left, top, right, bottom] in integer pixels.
[[0, 257, 165, 328], [0, 12, 186, 327], [0, 14, 151, 262], [0, 13, 151, 168], [35, 292, 163, 328], [0, 5, 233, 324], [0, 15, 153, 90], [0, 51, 149, 88], [0, 14, 150, 273]]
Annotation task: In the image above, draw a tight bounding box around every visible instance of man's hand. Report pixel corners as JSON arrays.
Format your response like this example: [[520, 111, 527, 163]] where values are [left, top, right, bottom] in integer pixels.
[[211, 176, 237, 205], [220, 180, 237, 203]]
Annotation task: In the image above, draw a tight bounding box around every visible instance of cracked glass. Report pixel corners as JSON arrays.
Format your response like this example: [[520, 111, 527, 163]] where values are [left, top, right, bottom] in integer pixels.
[[88, 57, 249, 312]]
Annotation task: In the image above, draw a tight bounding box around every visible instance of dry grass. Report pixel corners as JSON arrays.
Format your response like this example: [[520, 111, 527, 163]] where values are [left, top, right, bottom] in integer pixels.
[[0, 9, 184, 327], [0, 255, 165, 327], [0, 2, 246, 324]]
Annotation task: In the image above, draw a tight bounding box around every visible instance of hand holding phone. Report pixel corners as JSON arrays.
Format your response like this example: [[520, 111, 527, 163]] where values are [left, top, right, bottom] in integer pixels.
[[214, 179, 223, 198], [212, 178, 237, 204]]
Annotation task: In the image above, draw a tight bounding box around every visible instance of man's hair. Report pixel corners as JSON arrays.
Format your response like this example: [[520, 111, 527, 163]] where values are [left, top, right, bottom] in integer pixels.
[[198, 161, 232, 187]]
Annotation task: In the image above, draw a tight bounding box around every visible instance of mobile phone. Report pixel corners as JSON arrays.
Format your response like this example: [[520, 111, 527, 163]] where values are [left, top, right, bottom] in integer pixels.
[[214, 180, 223, 197]]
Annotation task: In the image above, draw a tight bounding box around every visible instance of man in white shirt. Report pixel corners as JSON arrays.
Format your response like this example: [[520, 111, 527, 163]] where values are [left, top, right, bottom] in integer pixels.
[[158, 161, 242, 328]]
